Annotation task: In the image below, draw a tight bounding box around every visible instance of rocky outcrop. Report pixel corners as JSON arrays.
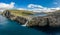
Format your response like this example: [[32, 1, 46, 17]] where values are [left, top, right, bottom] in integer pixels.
[[2, 10, 11, 18], [2, 10, 16, 20], [48, 16, 60, 27], [26, 16, 48, 27], [2, 10, 60, 27], [15, 16, 27, 25], [2, 10, 27, 25], [26, 15, 60, 27]]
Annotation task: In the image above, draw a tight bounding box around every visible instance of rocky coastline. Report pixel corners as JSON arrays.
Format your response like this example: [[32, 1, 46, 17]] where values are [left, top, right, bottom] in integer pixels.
[[2, 10, 60, 27]]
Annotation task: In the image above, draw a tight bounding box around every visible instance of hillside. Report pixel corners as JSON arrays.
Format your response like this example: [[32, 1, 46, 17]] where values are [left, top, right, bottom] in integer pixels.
[[3, 10, 36, 19]]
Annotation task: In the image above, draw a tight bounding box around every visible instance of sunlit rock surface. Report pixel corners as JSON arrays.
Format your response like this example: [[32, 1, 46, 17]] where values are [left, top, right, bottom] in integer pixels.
[[2, 10, 60, 27]]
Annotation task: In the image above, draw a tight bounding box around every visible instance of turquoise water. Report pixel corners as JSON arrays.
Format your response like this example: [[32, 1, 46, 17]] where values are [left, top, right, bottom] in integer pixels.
[[0, 15, 60, 35]]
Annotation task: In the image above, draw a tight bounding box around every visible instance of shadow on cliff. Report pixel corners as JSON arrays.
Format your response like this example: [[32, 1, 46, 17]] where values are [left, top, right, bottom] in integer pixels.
[[28, 18, 60, 35]]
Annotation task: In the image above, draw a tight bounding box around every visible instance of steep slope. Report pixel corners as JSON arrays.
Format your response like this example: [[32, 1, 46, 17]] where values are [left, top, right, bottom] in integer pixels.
[[2, 10, 60, 27]]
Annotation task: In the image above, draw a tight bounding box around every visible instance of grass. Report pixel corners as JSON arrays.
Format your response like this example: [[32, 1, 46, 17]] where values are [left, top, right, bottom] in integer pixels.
[[8, 10, 35, 19], [10, 10, 34, 15]]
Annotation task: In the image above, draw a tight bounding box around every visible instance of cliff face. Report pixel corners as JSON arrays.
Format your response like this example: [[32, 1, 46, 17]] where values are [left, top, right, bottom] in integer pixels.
[[2, 10, 11, 18], [15, 16, 27, 25], [48, 16, 60, 27], [27, 16, 60, 27], [2, 10, 60, 27], [26, 11, 60, 27], [2, 10, 27, 25], [26, 17, 47, 27]]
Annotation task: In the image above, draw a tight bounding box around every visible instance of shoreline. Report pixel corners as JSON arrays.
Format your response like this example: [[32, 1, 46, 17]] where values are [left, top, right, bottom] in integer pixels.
[[2, 10, 60, 28]]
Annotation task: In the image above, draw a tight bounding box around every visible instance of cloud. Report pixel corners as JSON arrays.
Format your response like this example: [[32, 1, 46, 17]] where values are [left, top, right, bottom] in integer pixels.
[[28, 4, 60, 12], [28, 4, 43, 9], [0, 2, 15, 9], [17, 4, 60, 13], [17, 8, 27, 10], [0, 2, 15, 12]]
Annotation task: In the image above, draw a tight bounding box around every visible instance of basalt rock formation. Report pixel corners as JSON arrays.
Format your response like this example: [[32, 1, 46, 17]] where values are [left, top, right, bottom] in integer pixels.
[[2, 10, 60, 27]]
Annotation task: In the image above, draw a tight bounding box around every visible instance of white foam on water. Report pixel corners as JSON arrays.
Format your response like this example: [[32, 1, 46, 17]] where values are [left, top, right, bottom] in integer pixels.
[[21, 21, 29, 26], [22, 17, 33, 27]]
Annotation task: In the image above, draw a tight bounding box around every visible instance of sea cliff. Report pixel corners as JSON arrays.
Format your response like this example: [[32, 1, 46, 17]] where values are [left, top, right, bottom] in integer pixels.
[[2, 10, 60, 27]]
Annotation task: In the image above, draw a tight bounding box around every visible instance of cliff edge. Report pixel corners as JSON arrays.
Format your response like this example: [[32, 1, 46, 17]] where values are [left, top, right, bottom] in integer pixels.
[[2, 10, 60, 27]]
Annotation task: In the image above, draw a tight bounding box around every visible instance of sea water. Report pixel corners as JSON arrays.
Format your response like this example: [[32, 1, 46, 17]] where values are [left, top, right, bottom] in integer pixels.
[[0, 15, 60, 35]]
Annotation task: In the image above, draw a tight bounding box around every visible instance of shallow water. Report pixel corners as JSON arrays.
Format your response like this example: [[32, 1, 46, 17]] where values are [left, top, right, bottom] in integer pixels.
[[0, 15, 60, 35]]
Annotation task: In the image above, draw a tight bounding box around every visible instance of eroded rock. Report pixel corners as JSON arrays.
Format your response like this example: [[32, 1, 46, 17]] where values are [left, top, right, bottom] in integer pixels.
[[2, 10, 60, 27], [15, 16, 27, 25]]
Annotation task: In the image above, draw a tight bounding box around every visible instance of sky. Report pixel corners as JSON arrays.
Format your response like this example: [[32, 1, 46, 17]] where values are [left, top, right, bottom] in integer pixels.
[[0, 0, 60, 12]]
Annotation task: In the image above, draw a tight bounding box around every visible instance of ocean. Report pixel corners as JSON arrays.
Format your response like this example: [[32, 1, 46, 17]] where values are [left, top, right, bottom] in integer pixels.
[[0, 15, 60, 35]]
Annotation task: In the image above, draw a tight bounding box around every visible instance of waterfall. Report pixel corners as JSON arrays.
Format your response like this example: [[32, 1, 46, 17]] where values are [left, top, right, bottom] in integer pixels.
[[22, 20, 29, 26], [22, 17, 32, 26]]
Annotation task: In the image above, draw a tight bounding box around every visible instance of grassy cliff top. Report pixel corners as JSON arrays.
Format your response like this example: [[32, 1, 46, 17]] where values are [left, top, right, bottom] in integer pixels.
[[7, 10, 35, 19], [9, 10, 34, 15]]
